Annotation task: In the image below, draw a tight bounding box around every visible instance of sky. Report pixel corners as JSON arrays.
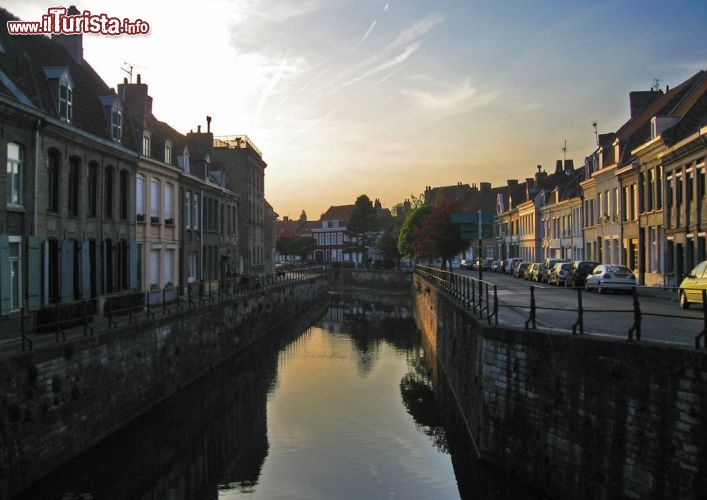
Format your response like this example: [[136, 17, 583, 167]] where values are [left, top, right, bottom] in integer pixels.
[[6, 0, 707, 220]]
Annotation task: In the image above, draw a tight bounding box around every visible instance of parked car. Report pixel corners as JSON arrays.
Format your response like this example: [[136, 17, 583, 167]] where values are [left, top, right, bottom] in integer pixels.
[[506, 258, 522, 275], [460, 259, 473, 270], [514, 262, 530, 278], [548, 262, 571, 286], [678, 260, 707, 309], [499, 260, 507, 273], [491, 261, 501, 272], [566, 260, 600, 287], [541, 258, 570, 283], [585, 264, 636, 293]]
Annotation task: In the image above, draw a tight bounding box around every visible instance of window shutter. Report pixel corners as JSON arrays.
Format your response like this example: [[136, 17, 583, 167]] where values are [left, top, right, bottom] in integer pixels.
[[82, 241, 91, 299], [61, 240, 74, 303], [27, 236, 42, 311], [129, 240, 137, 289], [0, 235, 11, 315]]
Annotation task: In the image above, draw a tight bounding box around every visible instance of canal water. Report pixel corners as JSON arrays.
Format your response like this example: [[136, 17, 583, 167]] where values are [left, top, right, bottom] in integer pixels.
[[17, 292, 541, 500]]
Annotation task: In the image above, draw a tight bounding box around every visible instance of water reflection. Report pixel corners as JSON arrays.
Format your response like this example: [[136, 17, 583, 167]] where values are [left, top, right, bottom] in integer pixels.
[[16, 293, 541, 500]]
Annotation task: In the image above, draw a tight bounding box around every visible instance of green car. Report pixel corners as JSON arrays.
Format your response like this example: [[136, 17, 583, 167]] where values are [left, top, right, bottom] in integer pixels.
[[679, 261, 707, 309]]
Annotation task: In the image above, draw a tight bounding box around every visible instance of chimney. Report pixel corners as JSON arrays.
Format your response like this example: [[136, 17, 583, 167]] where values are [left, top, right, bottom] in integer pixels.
[[197, 125, 201, 133], [629, 90, 663, 118], [555, 160, 563, 174], [206, 116, 212, 133], [137, 74, 141, 84], [507, 179, 518, 188], [480, 182, 491, 191], [283, 216, 289, 222], [117, 76, 152, 125], [536, 165, 542, 173], [51, 6, 83, 63], [564, 159, 574, 173]]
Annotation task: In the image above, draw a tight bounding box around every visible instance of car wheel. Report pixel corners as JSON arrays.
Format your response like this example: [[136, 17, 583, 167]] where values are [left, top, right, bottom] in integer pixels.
[[679, 290, 690, 310]]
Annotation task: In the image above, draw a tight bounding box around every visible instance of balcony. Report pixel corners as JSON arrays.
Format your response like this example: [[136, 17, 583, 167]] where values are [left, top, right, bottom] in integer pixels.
[[213, 135, 263, 158]]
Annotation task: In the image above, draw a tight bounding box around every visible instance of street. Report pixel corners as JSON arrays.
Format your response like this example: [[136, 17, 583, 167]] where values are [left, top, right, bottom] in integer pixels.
[[456, 269, 703, 347]]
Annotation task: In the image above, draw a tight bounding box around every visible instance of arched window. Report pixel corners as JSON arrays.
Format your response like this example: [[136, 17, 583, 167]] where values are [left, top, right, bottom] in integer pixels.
[[104, 166, 114, 219], [68, 156, 80, 215], [48, 149, 60, 212], [119, 169, 129, 219], [6, 142, 24, 207], [87, 162, 98, 217]]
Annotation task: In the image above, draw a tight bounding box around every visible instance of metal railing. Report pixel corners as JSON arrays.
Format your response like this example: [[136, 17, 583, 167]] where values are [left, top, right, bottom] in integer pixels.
[[414, 265, 707, 349], [10, 266, 326, 352]]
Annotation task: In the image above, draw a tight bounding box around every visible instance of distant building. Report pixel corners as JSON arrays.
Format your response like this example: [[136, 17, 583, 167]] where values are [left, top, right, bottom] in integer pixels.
[[312, 205, 359, 263]]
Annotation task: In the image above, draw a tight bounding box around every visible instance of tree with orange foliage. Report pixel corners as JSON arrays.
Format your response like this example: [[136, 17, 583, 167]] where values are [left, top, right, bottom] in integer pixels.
[[410, 199, 463, 270]]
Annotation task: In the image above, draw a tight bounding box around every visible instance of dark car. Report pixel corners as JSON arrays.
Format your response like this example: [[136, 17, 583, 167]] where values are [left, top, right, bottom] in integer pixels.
[[566, 260, 600, 287], [548, 262, 571, 286]]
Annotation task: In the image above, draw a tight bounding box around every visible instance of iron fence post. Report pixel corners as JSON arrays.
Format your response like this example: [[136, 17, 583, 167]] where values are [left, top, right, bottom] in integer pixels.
[[485, 282, 491, 325], [628, 286, 641, 341], [478, 279, 483, 316], [572, 288, 584, 335], [471, 277, 477, 313], [525, 285, 537, 330], [697, 290, 707, 349], [493, 285, 498, 325]]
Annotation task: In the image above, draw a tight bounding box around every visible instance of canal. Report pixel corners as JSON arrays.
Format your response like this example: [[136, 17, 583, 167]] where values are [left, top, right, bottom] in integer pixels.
[[16, 292, 541, 499]]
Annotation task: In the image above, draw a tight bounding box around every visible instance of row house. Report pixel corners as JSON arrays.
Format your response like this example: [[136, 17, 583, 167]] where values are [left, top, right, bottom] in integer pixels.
[[495, 180, 523, 259], [0, 8, 139, 318], [274, 210, 318, 263], [540, 163, 584, 260], [212, 135, 268, 274]]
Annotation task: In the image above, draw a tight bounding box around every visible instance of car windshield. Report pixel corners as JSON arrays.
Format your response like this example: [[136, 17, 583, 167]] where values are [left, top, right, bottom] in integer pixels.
[[578, 262, 598, 271], [606, 265, 631, 273], [560, 264, 570, 270]]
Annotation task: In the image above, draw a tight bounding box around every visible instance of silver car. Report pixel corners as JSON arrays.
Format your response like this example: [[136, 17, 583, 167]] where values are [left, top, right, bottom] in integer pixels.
[[585, 264, 636, 293]]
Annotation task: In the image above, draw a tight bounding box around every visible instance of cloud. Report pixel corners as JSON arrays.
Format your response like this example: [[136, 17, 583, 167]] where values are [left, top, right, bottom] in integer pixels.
[[391, 13, 445, 48], [384, 3, 389, 11], [356, 19, 378, 48], [342, 41, 422, 87], [402, 77, 497, 114]]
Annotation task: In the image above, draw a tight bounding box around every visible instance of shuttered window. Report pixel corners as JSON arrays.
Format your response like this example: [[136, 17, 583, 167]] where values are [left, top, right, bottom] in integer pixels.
[[6, 143, 23, 207]]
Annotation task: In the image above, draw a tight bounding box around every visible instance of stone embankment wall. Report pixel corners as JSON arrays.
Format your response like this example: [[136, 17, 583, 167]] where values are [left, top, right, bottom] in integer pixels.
[[0, 277, 327, 498], [413, 273, 707, 499], [327, 268, 412, 289]]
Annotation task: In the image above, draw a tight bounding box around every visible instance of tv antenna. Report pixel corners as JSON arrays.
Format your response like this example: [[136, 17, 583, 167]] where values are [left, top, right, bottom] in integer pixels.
[[651, 77, 662, 91], [592, 121, 598, 145], [561, 139, 567, 163], [121, 61, 148, 83]]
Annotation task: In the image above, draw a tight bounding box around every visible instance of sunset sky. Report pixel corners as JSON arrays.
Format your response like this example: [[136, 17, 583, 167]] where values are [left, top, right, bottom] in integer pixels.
[[7, 0, 707, 219]]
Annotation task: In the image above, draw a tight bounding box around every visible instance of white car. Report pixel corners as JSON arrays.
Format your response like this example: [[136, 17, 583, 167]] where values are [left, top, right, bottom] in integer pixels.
[[585, 264, 636, 293]]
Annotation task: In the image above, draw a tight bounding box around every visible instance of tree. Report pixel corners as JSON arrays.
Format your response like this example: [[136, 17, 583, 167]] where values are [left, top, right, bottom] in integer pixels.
[[287, 236, 315, 261], [376, 222, 402, 269], [397, 205, 433, 257], [411, 199, 463, 269], [276, 235, 294, 257], [346, 194, 379, 262]]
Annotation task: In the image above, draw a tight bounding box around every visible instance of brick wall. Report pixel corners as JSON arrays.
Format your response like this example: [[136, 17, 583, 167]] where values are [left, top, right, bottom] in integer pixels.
[[0, 277, 326, 497], [413, 273, 707, 499]]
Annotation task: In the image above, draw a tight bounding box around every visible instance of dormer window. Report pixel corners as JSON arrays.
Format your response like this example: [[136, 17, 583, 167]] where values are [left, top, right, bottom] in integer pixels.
[[164, 141, 172, 165], [142, 133, 151, 157], [59, 81, 73, 122], [111, 108, 122, 142], [44, 67, 74, 123]]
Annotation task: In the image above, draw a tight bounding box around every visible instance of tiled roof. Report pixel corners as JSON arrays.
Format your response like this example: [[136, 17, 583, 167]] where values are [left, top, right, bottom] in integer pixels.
[[321, 204, 355, 222], [662, 72, 707, 145], [0, 8, 138, 151]]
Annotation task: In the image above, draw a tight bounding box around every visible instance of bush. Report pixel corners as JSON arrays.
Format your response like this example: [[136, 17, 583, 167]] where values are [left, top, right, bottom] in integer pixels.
[[35, 300, 96, 333]]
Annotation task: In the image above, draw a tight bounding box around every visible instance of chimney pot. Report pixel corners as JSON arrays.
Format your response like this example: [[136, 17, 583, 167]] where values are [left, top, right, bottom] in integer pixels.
[[206, 116, 212, 133], [123, 77, 128, 84], [137, 74, 141, 84], [555, 160, 563, 174], [197, 125, 201, 133]]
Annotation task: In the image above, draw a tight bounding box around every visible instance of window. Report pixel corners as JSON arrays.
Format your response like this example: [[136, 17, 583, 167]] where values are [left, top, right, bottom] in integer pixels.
[[111, 108, 122, 142], [87, 162, 98, 217], [9, 237, 21, 311], [185, 191, 191, 229], [149, 249, 160, 288], [164, 142, 172, 164], [136, 243, 143, 290], [184, 151, 190, 173], [136, 176, 145, 220], [150, 179, 160, 222], [142, 133, 151, 157], [193, 194, 199, 230], [6, 142, 23, 206], [657, 166, 663, 209], [164, 183, 174, 223], [698, 165, 705, 199], [104, 166, 114, 219], [188, 252, 197, 282], [59, 81, 72, 122], [338, 233, 343, 245], [68, 157, 80, 215], [48, 150, 60, 212], [119, 170, 129, 220], [647, 169, 654, 212], [164, 249, 174, 286]]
